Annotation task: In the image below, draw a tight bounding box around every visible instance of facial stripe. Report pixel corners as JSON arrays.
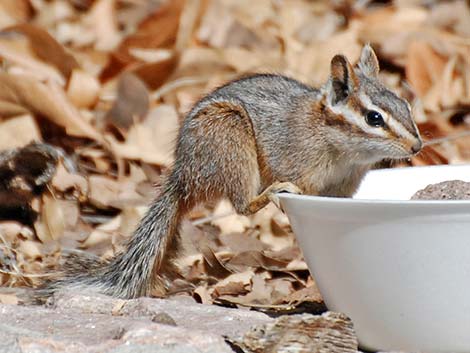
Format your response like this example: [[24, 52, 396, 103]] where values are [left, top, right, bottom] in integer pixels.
[[407, 101, 421, 138], [359, 93, 420, 141], [368, 91, 419, 136], [323, 106, 363, 134], [324, 90, 421, 146], [326, 97, 388, 138]]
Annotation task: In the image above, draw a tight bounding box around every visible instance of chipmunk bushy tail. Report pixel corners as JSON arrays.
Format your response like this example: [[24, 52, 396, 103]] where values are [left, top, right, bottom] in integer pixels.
[[39, 182, 183, 300]]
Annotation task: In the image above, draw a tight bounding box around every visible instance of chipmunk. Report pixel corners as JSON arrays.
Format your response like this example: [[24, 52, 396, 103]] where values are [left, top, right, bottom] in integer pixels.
[[41, 45, 422, 300]]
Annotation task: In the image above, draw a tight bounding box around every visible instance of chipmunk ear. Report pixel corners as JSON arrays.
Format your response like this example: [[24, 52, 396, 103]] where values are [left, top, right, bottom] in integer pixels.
[[328, 54, 357, 105], [358, 44, 379, 77]]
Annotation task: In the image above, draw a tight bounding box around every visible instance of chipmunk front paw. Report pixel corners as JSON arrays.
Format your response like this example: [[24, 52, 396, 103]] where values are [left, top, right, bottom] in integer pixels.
[[266, 182, 302, 209]]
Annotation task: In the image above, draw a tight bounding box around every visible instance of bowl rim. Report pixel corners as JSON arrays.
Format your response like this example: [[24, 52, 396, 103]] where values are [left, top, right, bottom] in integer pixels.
[[277, 164, 470, 206], [278, 192, 470, 206]]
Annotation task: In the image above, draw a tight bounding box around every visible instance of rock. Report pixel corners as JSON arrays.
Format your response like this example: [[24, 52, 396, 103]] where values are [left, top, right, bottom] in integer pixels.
[[0, 302, 232, 353], [236, 312, 358, 353], [0, 292, 365, 353], [50, 291, 273, 338], [411, 180, 470, 200], [151, 312, 177, 326]]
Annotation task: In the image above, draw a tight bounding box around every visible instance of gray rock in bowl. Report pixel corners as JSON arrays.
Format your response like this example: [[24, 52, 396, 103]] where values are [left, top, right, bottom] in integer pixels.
[[411, 180, 470, 200]]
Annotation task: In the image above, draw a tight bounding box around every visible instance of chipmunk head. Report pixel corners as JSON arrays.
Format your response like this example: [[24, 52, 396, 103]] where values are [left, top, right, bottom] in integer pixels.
[[324, 44, 422, 163]]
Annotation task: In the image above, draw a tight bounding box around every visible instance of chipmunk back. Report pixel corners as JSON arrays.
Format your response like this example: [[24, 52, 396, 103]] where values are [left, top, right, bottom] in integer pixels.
[[37, 45, 422, 300]]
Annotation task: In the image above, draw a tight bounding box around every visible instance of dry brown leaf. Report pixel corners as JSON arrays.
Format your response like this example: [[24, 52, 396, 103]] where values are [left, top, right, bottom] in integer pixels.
[[413, 145, 449, 166], [45, 79, 104, 140], [220, 272, 273, 306], [285, 259, 308, 272], [223, 48, 282, 73], [42, 195, 65, 241], [86, 0, 121, 51], [228, 251, 290, 271], [60, 200, 80, 231], [200, 245, 233, 279], [406, 40, 447, 98], [52, 163, 88, 197], [17, 240, 42, 259], [281, 285, 323, 306], [281, 2, 340, 43], [0, 115, 41, 151], [36, 198, 80, 244], [0, 72, 103, 141], [118, 207, 145, 237], [193, 284, 212, 305], [0, 221, 23, 242], [78, 148, 111, 173], [81, 229, 114, 250], [82, 215, 121, 249], [107, 104, 179, 166], [105, 72, 149, 129], [427, 1, 470, 37], [0, 36, 65, 84], [270, 279, 294, 303], [128, 163, 148, 184], [2, 23, 80, 79], [357, 6, 427, 48], [418, 121, 447, 141], [440, 55, 467, 108], [0, 0, 32, 29], [175, 0, 201, 52], [100, 0, 183, 82], [95, 179, 139, 212], [212, 270, 254, 298], [211, 200, 250, 235], [176, 48, 229, 80], [128, 48, 173, 63], [88, 175, 120, 209], [286, 28, 361, 85], [34, 218, 51, 244], [53, 17, 96, 49], [130, 54, 179, 90], [219, 232, 267, 253], [120, 0, 183, 50], [213, 281, 248, 298], [270, 218, 288, 237], [196, 1, 239, 48], [67, 69, 101, 109], [260, 229, 293, 252], [32, 0, 75, 29]]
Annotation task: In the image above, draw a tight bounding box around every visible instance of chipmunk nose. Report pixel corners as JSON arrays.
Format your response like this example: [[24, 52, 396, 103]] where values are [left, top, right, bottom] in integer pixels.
[[411, 140, 422, 154]]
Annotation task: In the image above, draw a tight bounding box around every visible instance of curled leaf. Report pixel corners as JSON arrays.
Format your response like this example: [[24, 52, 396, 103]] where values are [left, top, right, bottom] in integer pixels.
[[105, 72, 149, 129], [2, 23, 80, 79], [0, 72, 103, 141]]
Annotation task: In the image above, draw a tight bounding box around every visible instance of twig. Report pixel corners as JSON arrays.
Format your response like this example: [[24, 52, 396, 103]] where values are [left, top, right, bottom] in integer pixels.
[[0, 269, 59, 278], [150, 74, 235, 101], [0, 233, 17, 255], [424, 129, 470, 146], [150, 76, 213, 101], [191, 211, 237, 226]]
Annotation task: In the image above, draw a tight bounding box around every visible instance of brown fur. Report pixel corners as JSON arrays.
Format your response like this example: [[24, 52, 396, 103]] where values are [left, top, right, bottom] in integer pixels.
[[36, 46, 422, 301]]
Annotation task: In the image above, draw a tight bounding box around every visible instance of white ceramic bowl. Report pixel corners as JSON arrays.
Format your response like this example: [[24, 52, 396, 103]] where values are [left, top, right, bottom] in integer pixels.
[[279, 164, 470, 353]]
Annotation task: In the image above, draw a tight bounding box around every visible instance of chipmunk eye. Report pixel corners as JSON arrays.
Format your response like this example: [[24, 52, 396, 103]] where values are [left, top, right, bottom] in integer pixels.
[[365, 110, 385, 127]]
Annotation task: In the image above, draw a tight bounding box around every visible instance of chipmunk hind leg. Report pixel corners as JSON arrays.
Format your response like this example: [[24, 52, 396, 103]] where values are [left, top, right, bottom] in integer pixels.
[[179, 101, 261, 214], [181, 101, 303, 216]]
